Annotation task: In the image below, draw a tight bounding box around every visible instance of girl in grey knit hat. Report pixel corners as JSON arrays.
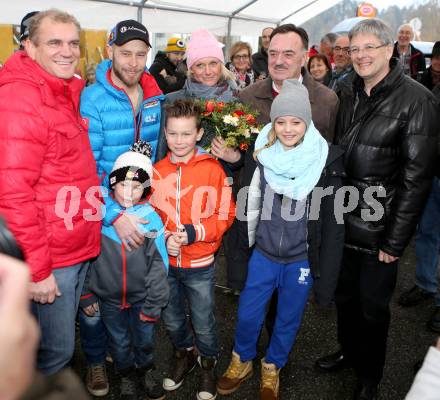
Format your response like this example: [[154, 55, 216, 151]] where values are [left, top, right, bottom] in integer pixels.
[[218, 78, 345, 400]]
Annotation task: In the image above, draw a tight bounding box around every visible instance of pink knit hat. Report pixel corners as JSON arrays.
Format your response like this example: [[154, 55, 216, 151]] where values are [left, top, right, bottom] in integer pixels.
[[186, 29, 225, 69]]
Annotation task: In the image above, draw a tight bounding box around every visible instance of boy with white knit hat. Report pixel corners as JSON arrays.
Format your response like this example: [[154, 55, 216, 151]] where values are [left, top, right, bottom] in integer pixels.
[[80, 142, 170, 400]]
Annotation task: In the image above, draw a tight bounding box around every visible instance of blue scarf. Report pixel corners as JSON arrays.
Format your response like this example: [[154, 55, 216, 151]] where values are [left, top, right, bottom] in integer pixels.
[[255, 122, 329, 200]]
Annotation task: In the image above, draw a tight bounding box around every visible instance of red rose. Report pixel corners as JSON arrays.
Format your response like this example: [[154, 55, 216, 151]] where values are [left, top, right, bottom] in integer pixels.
[[216, 102, 225, 112], [233, 110, 245, 117], [239, 143, 249, 151], [205, 100, 215, 113]]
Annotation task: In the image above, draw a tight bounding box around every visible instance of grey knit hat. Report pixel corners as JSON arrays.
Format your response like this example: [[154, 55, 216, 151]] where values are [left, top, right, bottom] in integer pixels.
[[270, 79, 312, 129]]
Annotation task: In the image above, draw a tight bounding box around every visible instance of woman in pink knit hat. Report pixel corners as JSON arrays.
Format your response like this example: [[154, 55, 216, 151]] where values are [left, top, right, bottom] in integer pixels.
[[156, 29, 242, 168]]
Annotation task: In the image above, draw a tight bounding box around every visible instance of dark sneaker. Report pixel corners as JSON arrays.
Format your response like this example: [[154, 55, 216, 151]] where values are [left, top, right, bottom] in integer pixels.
[[398, 285, 435, 307], [138, 366, 166, 400], [315, 349, 351, 372], [428, 306, 440, 333], [86, 364, 109, 397], [162, 348, 197, 391], [197, 356, 217, 400], [119, 369, 138, 400]]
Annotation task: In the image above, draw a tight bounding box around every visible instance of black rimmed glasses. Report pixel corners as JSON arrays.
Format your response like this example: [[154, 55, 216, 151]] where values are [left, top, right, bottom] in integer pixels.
[[334, 46, 350, 54]]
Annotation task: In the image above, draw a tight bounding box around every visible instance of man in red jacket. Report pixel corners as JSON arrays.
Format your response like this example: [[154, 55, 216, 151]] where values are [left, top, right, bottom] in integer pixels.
[[0, 9, 101, 375]]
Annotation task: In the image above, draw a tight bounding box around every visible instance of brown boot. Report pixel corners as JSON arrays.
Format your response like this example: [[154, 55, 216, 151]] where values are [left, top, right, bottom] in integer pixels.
[[217, 351, 253, 395], [86, 364, 109, 397], [260, 359, 280, 400]]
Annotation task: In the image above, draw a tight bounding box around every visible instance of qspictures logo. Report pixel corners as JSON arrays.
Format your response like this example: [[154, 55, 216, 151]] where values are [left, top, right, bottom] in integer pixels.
[[54, 174, 387, 231]]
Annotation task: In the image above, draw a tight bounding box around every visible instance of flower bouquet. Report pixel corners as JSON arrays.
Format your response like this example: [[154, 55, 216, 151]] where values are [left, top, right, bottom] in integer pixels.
[[195, 99, 262, 152]]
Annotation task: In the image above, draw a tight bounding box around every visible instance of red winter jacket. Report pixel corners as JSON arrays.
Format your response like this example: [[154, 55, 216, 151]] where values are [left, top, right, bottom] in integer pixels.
[[0, 52, 101, 282], [151, 148, 235, 269]]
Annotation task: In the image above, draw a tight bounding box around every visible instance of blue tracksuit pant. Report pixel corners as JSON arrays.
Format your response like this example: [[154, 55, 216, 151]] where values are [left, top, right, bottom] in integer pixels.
[[234, 249, 312, 368]]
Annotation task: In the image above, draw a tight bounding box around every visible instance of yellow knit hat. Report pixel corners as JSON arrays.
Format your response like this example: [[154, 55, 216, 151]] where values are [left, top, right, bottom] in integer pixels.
[[165, 37, 186, 52]]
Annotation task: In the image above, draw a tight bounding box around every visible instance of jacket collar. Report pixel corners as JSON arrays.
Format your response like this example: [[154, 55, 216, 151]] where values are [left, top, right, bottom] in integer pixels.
[[252, 77, 273, 100], [153, 51, 177, 71], [325, 144, 344, 167], [259, 47, 268, 58], [96, 59, 163, 100], [166, 146, 215, 166], [0, 51, 84, 109], [253, 68, 313, 100], [301, 68, 320, 106], [352, 57, 404, 98], [393, 42, 422, 57]]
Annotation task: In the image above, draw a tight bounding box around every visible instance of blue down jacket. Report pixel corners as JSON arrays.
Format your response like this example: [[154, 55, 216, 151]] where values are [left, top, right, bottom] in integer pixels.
[[80, 59, 164, 181]]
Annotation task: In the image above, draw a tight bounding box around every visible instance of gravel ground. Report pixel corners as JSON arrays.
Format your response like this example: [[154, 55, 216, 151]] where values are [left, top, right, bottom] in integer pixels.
[[72, 242, 439, 400]]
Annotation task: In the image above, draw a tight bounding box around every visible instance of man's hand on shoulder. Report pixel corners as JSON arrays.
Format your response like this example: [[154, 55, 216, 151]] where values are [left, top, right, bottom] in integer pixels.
[[29, 273, 61, 304], [113, 213, 149, 251]]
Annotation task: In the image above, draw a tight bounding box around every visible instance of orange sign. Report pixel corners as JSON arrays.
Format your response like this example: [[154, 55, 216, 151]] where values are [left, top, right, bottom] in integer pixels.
[[357, 2, 377, 17]]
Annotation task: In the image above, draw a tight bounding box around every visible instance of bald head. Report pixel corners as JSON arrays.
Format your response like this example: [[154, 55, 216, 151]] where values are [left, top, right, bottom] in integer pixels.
[[333, 35, 351, 72], [397, 24, 413, 49]]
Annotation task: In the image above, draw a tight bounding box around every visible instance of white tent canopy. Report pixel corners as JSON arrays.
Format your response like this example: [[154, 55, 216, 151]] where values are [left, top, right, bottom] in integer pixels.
[[3, 0, 342, 37]]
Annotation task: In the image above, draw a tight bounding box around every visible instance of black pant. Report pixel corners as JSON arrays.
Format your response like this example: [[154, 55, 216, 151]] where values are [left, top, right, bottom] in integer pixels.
[[225, 218, 252, 291], [335, 247, 398, 384]]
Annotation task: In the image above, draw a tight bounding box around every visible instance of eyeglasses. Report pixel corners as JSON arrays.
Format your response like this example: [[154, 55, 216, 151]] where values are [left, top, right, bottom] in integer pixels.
[[333, 46, 350, 54], [348, 44, 387, 56], [233, 54, 250, 60]]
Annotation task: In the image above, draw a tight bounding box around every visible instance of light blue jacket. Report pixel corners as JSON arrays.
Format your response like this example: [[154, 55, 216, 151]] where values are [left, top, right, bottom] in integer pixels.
[[80, 59, 164, 181]]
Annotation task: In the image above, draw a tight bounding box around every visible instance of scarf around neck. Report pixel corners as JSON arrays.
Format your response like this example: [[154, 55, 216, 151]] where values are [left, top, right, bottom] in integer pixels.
[[184, 77, 237, 102], [255, 122, 329, 200], [227, 63, 255, 90]]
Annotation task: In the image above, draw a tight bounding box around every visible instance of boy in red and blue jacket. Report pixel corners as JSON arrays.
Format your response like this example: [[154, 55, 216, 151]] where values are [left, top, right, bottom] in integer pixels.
[[150, 99, 235, 400]]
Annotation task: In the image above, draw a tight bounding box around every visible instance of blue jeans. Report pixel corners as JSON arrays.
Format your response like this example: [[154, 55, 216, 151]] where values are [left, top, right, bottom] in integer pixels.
[[32, 262, 89, 375], [415, 177, 440, 306], [234, 250, 312, 368], [162, 265, 218, 357], [78, 307, 108, 366], [99, 300, 154, 371]]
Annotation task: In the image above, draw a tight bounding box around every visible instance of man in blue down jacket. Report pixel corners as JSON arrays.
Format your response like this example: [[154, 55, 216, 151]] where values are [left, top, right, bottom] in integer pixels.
[[79, 19, 164, 397]]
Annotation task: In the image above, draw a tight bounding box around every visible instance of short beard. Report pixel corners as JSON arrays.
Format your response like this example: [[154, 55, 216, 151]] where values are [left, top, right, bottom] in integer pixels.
[[112, 59, 142, 89]]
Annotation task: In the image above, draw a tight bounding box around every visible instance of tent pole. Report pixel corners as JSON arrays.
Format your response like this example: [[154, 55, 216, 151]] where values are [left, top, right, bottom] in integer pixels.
[[226, 17, 232, 58], [137, 0, 147, 23], [280, 0, 319, 23], [231, 0, 259, 15], [90, 0, 277, 24], [225, 1, 258, 57]]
